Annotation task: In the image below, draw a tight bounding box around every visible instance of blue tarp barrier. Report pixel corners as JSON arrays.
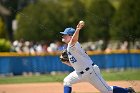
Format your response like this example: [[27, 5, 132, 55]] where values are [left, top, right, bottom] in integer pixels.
[[0, 53, 140, 75]]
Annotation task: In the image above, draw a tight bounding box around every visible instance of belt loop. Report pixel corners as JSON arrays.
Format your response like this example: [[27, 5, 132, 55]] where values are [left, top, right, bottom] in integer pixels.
[[85, 67, 90, 71], [80, 63, 95, 75], [80, 71, 84, 74], [92, 63, 95, 66]]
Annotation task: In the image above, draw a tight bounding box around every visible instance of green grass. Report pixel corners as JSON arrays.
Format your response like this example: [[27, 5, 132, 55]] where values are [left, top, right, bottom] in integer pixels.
[[0, 69, 140, 84], [0, 74, 67, 84], [101, 69, 140, 81]]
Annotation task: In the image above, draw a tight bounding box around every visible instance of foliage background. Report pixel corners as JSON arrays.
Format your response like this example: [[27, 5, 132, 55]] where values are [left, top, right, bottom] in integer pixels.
[[0, 0, 140, 49]]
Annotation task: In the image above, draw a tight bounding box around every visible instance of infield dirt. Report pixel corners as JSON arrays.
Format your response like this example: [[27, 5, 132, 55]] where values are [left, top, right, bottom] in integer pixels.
[[0, 81, 140, 93]]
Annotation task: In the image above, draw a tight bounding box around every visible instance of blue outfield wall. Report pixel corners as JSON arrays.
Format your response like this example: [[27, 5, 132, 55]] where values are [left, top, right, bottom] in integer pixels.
[[0, 53, 140, 75]]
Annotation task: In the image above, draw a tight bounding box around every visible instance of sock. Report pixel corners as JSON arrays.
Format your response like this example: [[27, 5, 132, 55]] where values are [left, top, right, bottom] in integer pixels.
[[113, 86, 129, 93], [64, 86, 72, 93]]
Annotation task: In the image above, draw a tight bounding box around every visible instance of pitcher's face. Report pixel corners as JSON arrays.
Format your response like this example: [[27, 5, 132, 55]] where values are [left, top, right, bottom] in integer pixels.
[[62, 35, 72, 44]]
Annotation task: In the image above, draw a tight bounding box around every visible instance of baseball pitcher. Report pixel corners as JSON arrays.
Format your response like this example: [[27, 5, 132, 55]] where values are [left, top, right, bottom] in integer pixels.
[[59, 21, 136, 93]]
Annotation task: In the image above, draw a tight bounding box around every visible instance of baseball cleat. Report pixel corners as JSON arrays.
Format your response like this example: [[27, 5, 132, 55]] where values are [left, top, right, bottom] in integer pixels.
[[127, 87, 136, 93]]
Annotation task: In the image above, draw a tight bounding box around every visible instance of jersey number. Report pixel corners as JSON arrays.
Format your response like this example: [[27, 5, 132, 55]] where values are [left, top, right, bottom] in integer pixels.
[[70, 56, 77, 63], [67, 52, 77, 63]]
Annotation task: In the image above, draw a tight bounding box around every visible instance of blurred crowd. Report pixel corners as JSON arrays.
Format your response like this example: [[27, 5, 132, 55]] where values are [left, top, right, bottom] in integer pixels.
[[82, 40, 140, 53], [10, 39, 140, 54], [10, 40, 67, 55]]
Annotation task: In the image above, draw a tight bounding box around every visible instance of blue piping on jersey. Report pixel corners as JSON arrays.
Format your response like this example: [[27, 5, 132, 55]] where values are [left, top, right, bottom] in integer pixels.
[[91, 66, 110, 91]]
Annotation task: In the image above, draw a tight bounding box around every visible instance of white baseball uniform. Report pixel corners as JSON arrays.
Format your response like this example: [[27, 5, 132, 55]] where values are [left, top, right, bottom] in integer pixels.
[[63, 42, 113, 93]]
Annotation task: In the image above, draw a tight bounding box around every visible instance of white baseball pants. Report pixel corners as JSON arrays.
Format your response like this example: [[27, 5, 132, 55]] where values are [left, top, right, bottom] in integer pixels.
[[63, 65, 113, 93]]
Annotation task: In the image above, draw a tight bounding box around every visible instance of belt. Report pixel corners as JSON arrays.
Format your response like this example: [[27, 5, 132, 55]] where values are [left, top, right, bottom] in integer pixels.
[[80, 63, 95, 74]]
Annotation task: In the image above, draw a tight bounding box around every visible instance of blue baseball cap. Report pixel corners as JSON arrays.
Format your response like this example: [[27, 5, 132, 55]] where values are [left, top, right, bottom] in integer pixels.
[[60, 27, 75, 36]]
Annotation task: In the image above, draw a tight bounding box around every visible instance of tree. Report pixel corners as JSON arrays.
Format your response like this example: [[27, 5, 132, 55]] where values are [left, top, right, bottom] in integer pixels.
[[0, 39, 11, 52], [15, 1, 65, 42], [0, 17, 7, 38], [15, 0, 86, 42], [0, 0, 18, 41], [1, 0, 37, 41], [64, 0, 86, 42], [86, 0, 115, 50], [110, 0, 140, 43]]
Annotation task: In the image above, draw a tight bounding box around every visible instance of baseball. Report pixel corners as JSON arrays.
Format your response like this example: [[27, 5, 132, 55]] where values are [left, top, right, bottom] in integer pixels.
[[79, 20, 85, 25]]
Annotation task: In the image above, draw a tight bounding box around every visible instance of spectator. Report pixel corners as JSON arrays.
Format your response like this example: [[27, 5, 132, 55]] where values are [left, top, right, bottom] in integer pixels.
[[120, 41, 128, 50]]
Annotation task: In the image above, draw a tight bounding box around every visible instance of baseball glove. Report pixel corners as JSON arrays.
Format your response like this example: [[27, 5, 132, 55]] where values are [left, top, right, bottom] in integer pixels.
[[60, 49, 69, 62]]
